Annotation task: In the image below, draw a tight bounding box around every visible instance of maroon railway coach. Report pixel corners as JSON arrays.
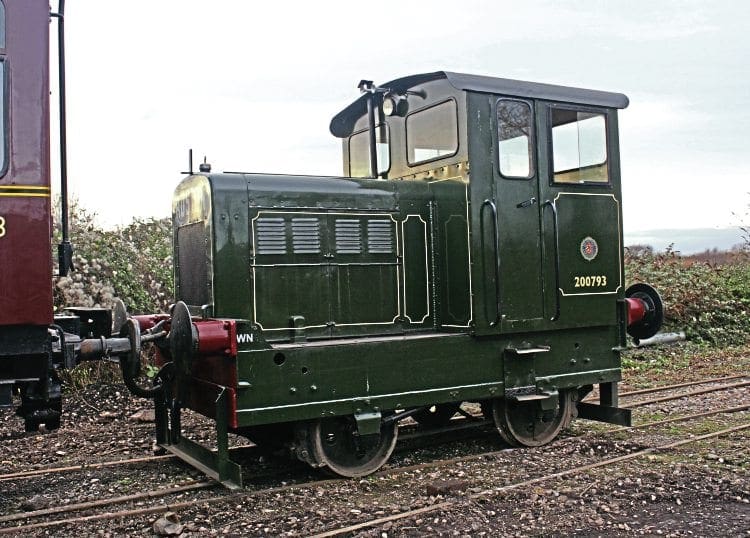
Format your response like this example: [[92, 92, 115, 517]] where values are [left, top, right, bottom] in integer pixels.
[[0, 0, 60, 429], [0, 0, 125, 431]]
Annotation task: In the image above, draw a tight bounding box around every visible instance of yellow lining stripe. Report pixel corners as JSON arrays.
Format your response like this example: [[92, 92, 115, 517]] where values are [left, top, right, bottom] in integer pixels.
[[0, 192, 51, 197], [0, 185, 50, 190], [0, 185, 51, 198]]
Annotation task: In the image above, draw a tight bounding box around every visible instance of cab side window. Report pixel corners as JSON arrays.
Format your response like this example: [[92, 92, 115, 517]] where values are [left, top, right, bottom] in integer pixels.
[[497, 99, 534, 179], [406, 100, 458, 166], [551, 108, 608, 184]]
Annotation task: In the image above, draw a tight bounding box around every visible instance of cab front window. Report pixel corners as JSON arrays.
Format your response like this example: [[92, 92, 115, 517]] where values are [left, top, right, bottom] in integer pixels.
[[349, 124, 390, 177]]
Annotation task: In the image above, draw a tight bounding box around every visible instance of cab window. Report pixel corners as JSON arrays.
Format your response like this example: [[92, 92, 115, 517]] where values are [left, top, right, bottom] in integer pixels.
[[497, 99, 534, 178], [406, 100, 458, 166], [349, 124, 390, 177], [551, 108, 608, 184]]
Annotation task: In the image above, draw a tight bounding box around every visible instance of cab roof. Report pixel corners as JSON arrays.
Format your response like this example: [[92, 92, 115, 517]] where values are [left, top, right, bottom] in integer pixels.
[[330, 71, 629, 138]]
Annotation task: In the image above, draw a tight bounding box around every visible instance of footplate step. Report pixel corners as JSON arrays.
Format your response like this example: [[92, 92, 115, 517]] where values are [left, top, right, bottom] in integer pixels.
[[576, 401, 632, 427]]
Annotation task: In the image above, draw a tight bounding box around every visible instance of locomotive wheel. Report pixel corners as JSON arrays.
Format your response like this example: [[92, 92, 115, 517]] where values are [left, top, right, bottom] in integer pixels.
[[412, 402, 461, 428], [492, 391, 574, 447], [303, 415, 398, 477]]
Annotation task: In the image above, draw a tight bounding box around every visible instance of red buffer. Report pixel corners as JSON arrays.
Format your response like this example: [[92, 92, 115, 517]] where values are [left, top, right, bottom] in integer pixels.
[[625, 283, 664, 342]]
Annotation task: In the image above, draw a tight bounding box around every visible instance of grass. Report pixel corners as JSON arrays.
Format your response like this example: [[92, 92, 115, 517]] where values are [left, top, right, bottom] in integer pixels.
[[622, 349, 692, 377], [636, 411, 668, 422], [621, 341, 750, 389], [61, 361, 121, 391]]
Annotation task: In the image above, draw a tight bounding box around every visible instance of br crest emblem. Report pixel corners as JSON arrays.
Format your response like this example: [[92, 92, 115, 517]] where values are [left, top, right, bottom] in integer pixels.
[[580, 236, 598, 261]]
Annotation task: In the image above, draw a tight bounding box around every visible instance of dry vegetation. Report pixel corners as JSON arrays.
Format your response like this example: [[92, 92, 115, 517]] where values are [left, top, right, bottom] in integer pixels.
[[53, 201, 173, 315], [625, 244, 750, 346]]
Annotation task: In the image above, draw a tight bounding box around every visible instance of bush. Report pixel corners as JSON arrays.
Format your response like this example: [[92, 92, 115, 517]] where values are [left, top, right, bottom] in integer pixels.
[[625, 245, 750, 346], [53, 200, 174, 314]]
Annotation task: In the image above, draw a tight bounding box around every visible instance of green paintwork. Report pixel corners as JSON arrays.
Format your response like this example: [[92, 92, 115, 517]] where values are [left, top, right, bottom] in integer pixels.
[[171, 72, 633, 433], [229, 325, 621, 427]]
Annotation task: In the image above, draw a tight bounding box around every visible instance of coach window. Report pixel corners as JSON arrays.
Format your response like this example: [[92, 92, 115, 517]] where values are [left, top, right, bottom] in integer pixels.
[[0, 61, 5, 175], [551, 108, 608, 184], [0, 3, 4, 176], [349, 124, 390, 177], [497, 99, 534, 178], [406, 100, 458, 166], [0, 1, 5, 49]]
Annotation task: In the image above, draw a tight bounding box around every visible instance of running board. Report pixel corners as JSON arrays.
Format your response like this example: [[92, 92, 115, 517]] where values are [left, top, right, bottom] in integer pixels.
[[576, 401, 632, 427]]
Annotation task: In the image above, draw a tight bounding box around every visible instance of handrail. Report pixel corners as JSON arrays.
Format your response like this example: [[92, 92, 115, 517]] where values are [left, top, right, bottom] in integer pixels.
[[480, 199, 501, 326], [543, 200, 561, 321], [50, 1, 73, 276]]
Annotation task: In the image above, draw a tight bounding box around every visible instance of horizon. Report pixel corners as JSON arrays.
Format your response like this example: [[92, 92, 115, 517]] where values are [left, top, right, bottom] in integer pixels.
[[624, 227, 746, 255]]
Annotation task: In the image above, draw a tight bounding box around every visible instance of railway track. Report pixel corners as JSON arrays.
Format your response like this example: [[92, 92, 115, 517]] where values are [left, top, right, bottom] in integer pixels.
[[2, 399, 747, 534], [1, 372, 747, 497], [311, 421, 750, 537], [581, 373, 748, 403], [0, 454, 175, 483], [617, 373, 747, 397], [4, 373, 746, 484], [0, 481, 216, 525], [621, 379, 750, 408], [0, 418, 483, 484]]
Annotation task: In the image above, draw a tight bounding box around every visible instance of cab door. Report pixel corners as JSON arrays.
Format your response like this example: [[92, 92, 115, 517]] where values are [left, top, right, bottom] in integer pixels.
[[473, 96, 545, 335], [492, 98, 545, 328], [536, 103, 623, 327]]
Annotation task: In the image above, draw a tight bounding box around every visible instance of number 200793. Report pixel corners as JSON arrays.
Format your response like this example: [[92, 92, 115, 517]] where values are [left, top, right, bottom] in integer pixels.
[[574, 275, 607, 288]]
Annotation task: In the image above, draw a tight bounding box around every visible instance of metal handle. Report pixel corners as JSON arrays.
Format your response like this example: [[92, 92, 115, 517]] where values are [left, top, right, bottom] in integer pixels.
[[480, 199, 501, 326], [543, 200, 561, 322]]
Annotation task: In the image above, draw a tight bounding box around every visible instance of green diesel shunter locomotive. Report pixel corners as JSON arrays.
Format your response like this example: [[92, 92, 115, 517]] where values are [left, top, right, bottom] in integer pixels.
[[145, 71, 662, 486]]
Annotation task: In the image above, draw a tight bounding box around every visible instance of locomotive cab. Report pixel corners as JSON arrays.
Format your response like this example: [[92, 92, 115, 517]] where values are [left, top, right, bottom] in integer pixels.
[[333, 72, 629, 336]]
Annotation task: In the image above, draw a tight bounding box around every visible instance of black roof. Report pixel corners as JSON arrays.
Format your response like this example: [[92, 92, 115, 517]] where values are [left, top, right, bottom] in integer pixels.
[[330, 71, 629, 138]]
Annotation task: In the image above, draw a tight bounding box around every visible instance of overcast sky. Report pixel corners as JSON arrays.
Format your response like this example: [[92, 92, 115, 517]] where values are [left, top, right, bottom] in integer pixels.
[[55, 1, 749, 235]]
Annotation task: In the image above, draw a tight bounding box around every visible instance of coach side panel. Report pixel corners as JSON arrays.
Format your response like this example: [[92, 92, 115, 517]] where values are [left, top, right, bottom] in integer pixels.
[[0, 1, 53, 326]]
